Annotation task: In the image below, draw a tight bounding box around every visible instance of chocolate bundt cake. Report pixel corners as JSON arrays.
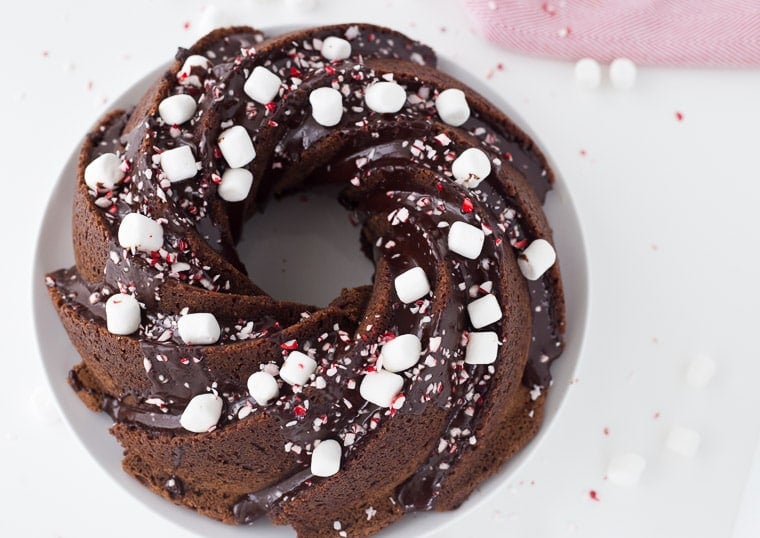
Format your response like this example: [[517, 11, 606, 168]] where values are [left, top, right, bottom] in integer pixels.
[[46, 23, 566, 537]]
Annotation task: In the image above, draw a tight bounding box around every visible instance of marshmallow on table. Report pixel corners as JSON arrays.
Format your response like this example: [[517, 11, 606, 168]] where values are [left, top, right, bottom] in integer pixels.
[[158, 94, 197, 125], [321, 36, 352, 61], [105, 293, 141, 335], [467, 294, 503, 329], [180, 393, 223, 433], [574, 58, 602, 90], [606, 453, 646, 486], [247, 371, 279, 406], [609, 58, 637, 90], [177, 313, 221, 345], [686, 354, 716, 388], [160, 145, 197, 182], [465, 331, 499, 365], [517, 239, 557, 281], [118, 213, 164, 252], [365, 81, 407, 113], [244, 66, 282, 104], [394, 267, 431, 304], [84, 153, 125, 191], [448, 221, 485, 259], [309, 87, 343, 127], [218, 125, 256, 168], [280, 350, 317, 386], [178, 55, 211, 88], [218, 168, 253, 202], [360, 370, 404, 407], [380, 334, 422, 373], [452, 148, 492, 189], [311, 439, 342, 477], [435, 88, 470, 126], [666, 426, 701, 458]]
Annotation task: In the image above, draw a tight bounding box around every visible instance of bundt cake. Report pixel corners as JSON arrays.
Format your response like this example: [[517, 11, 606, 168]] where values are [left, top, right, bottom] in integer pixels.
[[46, 23, 566, 537]]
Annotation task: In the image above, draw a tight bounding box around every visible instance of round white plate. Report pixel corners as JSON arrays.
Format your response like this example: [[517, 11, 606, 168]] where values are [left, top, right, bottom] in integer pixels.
[[32, 32, 588, 538]]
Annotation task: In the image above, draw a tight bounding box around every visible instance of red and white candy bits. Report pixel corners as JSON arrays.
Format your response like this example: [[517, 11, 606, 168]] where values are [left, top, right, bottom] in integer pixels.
[[180, 393, 223, 433]]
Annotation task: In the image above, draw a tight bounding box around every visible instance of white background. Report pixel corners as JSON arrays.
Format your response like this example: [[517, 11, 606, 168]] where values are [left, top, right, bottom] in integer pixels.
[[3, 1, 760, 537]]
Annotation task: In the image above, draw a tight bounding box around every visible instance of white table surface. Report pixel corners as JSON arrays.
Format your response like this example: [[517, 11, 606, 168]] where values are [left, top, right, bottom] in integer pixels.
[[3, 1, 760, 537]]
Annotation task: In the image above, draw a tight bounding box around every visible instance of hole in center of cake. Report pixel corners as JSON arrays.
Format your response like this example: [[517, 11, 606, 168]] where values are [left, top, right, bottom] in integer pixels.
[[239, 183, 375, 306]]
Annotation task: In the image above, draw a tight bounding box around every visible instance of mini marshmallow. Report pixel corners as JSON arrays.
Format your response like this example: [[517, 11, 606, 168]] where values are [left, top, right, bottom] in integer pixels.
[[158, 94, 197, 125], [448, 221, 485, 259], [180, 393, 223, 433], [609, 58, 637, 90], [321, 36, 352, 61], [465, 331, 499, 365], [280, 350, 317, 386], [394, 267, 431, 304], [380, 334, 422, 373], [309, 87, 343, 127], [218, 168, 253, 202], [118, 213, 164, 252], [177, 313, 221, 345], [360, 370, 404, 407], [105, 293, 141, 335], [666, 426, 701, 458], [606, 452, 646, 486], [311, 439, 342, 477], [247, 371, 279, 406], [244, 65, 282, 104], [218, 125, 256, 168], [178, 55, 211, 87], [517, 239, 557, 281], [574, 58, 601, 90], [160, 145, 197, 182], [365, 81, 407, 113], [84, 153, 125, 191], [451, 148, 491, 189], [686, 354, 716, 388], [467, 294, 503, 329], [435, 88, 470, 127]]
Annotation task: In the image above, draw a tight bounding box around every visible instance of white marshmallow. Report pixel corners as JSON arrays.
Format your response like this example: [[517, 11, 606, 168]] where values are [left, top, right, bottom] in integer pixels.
[[574, 58, 602, 90], [380, 334, 422, 373], [218, 125, 256, 168], [244, 66, 282, 104], [180, 393, 223, 433], [177, 313, 221, 345], [517, 239, 557, 281], [360, 370, 404, 407], [606, 452, 646, 486], [160, 145, 197, 182], [247, 371, 279, 406], [435, 88, 470, 126], [467, 294, 503, 329], [609, 58, 637, 90], [218, 168, 253, 202], [451, 148, 492, 189], [394, 267, 431, 304], [280, 350, 317, 386], [666, 426, 701, 458], [448, 221, 485, 259], [321, 36, 352, 61], [686, 354, 716, 388], [105, 293, 141, 335], [84, 153, 125, 191], [118, 213, 164, 252], [365, 81, 407, 114], [311, 439, 342, 477], [178, 55, 211, 87], [465, 331, 499, 365], [158, 94, 197, 125], [309, 87, 343, 127]]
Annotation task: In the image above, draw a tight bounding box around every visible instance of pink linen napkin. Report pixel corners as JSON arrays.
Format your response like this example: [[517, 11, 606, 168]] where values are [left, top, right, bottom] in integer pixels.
[[461, 0, 760, 66]]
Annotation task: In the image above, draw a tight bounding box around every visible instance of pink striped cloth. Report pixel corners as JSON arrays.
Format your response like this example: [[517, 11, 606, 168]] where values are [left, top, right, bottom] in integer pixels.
[[461, 0, 760, 66]]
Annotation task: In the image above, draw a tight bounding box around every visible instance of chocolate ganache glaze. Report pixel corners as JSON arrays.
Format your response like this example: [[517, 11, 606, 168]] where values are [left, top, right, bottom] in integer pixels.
[[47, 24, 565, 537]]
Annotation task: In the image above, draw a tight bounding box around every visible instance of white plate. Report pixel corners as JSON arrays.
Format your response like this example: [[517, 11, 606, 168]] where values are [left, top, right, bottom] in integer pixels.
[[31, 35, 588, 537]]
